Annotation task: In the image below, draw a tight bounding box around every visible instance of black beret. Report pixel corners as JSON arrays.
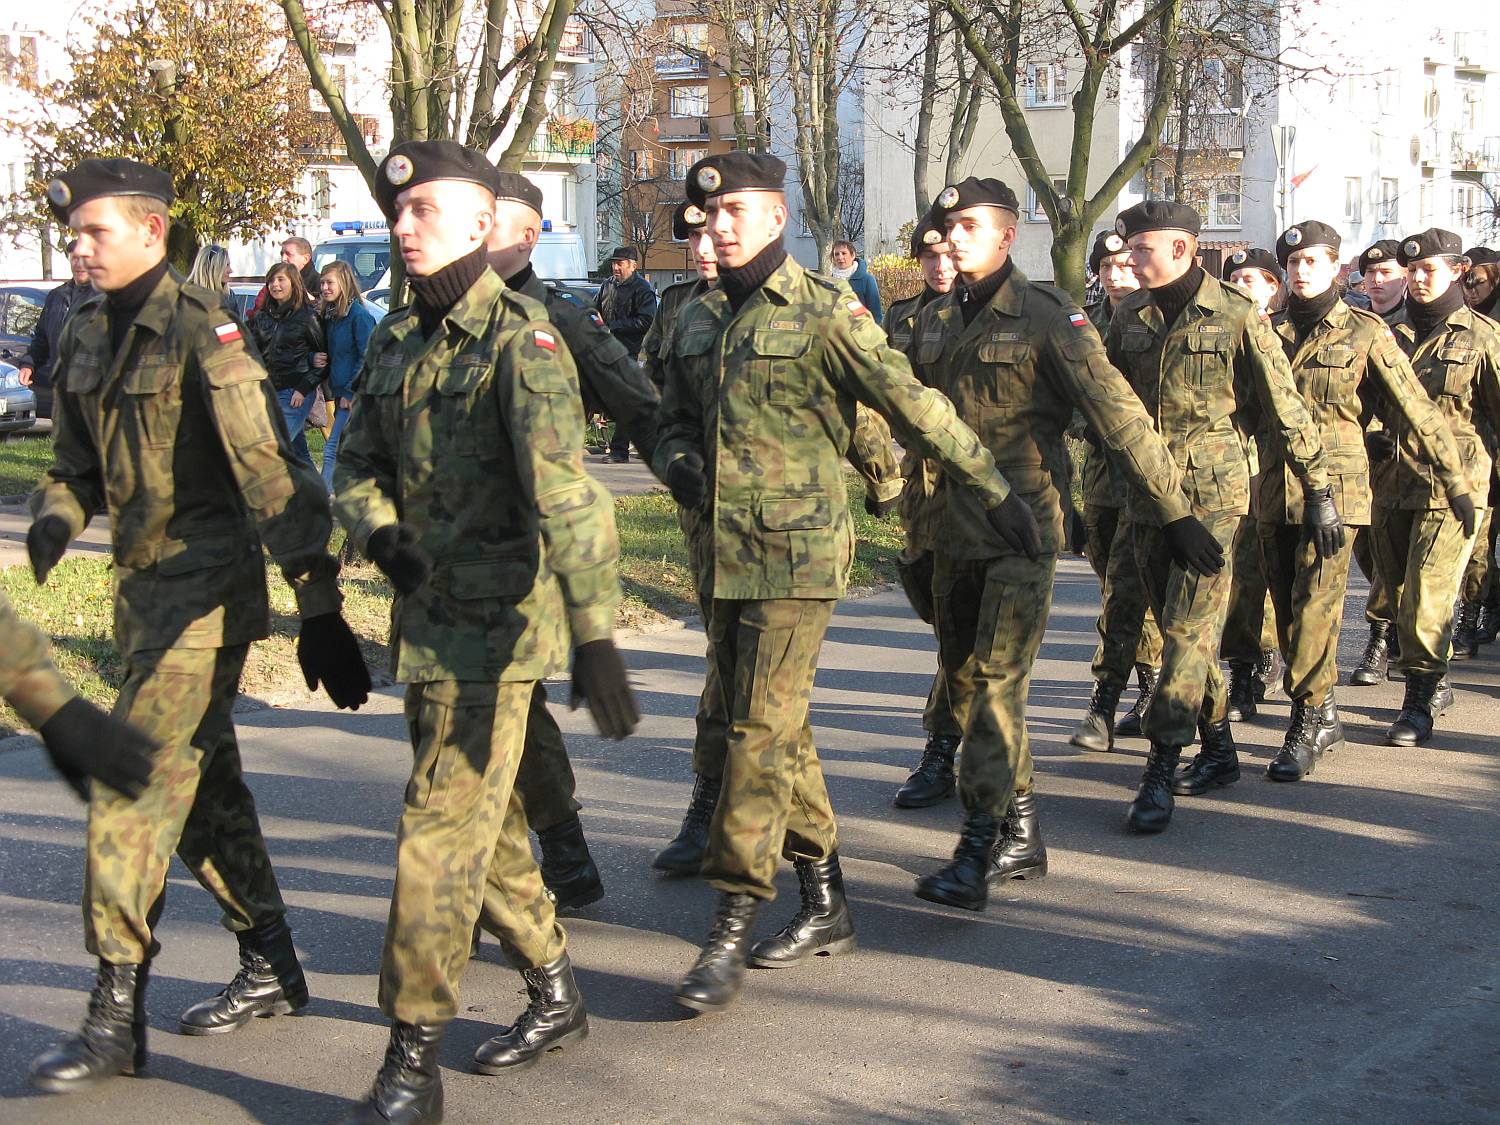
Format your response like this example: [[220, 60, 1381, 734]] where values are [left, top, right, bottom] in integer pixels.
[[1397, 227, 1464, 266], [1465, 246, 1498, 268], [1276, 220, 1341, 267], [685, 152, 786, 206], [672, 201, 708, 241], [931, 177, 1020, 223], [492, 170, 543, 218], [373, 140, 496, 220], [47, 158, 174, 225], [608, 246, 638, 262], [909, 213, 947, 259], [1115, 200, 1201, 239], [1221, 247, 1281, 283], [1088, 229, 1130, 275], [1358, 240, 1401, 275]]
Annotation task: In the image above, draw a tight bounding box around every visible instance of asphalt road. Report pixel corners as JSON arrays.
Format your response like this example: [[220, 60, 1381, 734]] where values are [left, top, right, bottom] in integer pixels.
[[1, 562, 1497, 1123]]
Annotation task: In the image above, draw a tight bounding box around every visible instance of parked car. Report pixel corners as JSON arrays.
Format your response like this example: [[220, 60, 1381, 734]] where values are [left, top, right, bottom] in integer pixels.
[[0, 281, 62, 418], [0, 360, 38, 433]]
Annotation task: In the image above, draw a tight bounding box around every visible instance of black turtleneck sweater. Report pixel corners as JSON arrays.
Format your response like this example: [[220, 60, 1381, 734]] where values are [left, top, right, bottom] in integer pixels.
[[107, 257, 170, 354], [1150, 265, 1204, 330], [504, 262, 536, 292], [1286, 286, 1340, 344], [1408, 283, 1466, 342], [720, 237, 787, 312], [956, 259, 1015, 326], [409, 245, 488, 339]]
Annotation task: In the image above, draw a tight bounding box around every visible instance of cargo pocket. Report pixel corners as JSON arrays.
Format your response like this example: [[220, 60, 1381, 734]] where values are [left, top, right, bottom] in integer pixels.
[[760, 494, 833, 586], [446, 556, 536, 602], [1309, 344, 1358, 403], [1185, 330, 1230, 387], [124, 360, 179, 450], [435, 357, 491, 456], [754, 329, 814, 405]]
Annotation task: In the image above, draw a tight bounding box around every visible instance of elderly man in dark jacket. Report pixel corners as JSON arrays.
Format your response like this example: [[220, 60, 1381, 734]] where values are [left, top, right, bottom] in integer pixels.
[[595, 246, 658, 462], [18, 241, 93, 418]]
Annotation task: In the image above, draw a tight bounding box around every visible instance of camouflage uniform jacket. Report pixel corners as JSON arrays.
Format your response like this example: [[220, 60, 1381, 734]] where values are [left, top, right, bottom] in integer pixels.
[[640, 277, 711, 389], [908, 268, 1190, 560], [1080, 299, 1131, 510], [516, 271, 662, 474], [333, 268, 620, 683], [32, 270, 341, 656], [1262, 299, 1468, 526], [888, 289, 943, 552], [0, 592, 75, 728], [1105, 270, 1328, 526], [1382, 304, 1500, 510], [655, 254, 1010, 601]]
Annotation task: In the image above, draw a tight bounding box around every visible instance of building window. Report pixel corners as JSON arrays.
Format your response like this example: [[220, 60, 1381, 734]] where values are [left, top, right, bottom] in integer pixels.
[[1375, 70, 1400, 116], [1378, 178, 1399, 224], [736, 80, 757, 115], [3, 33, 39, 82], [1454, 181, 1483, 225], [1423, 75, 1440, 123], [629, 149, 650, 178], [1205, 180, 1241, 229], [1419, 177, 1434, 223], [1344, 176, 1363, 223], [1024, 177, 1066, 222], [308, 170, 331, 220], [1024, 63, 1066, 108], [1457, 76, 1484, 132], [670, 148, 707, 179], [673, 23, 707, 53], [670, 84, 708, 117]]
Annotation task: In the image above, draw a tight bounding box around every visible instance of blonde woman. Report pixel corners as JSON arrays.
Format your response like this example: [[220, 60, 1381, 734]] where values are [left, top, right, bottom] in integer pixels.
[[187, 243, 241, 325], [314, 260, 375, 490]]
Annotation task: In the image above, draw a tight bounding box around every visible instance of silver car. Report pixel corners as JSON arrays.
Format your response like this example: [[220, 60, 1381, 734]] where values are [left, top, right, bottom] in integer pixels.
[[0, 360, 37, 433]]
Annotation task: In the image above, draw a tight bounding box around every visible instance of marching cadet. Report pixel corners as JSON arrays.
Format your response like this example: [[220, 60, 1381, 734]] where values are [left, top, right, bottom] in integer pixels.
[[905, 179, 1218, 911], [656, 153, 1033, 1013], [482, 169, 661, 912], [1070, 228, 1163, 752], [1259, 221, 1472, 780], [1104, 201, 1333, 835], [1453, 248, 1500, 656], [27, 158, 370, 1094], [1375, 229, 1500, 746], [334, 142, 638, 1122]]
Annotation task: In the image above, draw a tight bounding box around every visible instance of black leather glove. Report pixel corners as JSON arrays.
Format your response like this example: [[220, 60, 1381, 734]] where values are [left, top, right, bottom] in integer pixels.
[[27, 515, 70, 585], [1451, 492, 1478, 539], [1302, 484, 1347, 559], [1162, 515, 1225, 577], [666, 452, 707, 509], [297, 613, 372, 710], [984, 493, 1042, 560], [570, 639, 640, 740], [864, 492, 899, 518], [38, 697, 156, 800], [366, 523, 432, 596], [1365, 429, 1397, 462]]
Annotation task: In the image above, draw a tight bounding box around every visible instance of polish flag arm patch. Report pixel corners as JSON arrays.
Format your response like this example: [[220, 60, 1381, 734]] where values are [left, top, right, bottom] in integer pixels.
[[1068, 311, 1089, 328], [845, 298, 869, 317], [214, 322, 242, 344], [533, 329, 557, 352]]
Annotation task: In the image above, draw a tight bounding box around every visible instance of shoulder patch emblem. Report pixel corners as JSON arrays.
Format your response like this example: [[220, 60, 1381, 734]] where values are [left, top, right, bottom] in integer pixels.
[[533, 329, 557, 352], [1068, 311, 1088, 328], [845, 298, 869, 318], [588, 310, 605, 328], [213, 322, 242, 345]]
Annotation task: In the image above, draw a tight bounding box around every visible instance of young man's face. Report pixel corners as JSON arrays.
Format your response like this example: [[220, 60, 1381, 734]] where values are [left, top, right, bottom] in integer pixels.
[[281, 241, 310, 269], [391, 180, 495, 277], [689, 229, 718, 281], [1364, 260, 1407, 313], [707, 191, 787, 269], [68, 197, 165, 293], [1285, 247, 1340, 300], [1097, 252, 1139, 304], [1126, 230, 1193, 288], [943, 206, 1016, 281], [919, 243, 956, 293], [1227, 268, 1280, 313]]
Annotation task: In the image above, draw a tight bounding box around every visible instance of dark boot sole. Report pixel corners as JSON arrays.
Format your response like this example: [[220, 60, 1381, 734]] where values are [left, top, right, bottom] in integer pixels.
[[989, 860, 1048, 882], [913, 883, 986, 911], [1069, 732, 1113, 752], [748, 934, 857, 968], [1172, 770, 1240, 796], [673, 990, 741, 1014], [549, 884, 605, 914], [1386, 728, 1430, 747], [178, 998, 303, 1036], [1347, 672, 1384, 686], [30, 1065, 143, 1094], [651, 857, 705, 876], [472, 1025, 588, 1074], [1125, 815, 1171, 834], [892, 788, 955, 809]]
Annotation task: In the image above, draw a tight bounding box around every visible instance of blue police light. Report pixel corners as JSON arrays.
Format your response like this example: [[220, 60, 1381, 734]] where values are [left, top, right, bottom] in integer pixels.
[[329, 220, 390, 234], [542, 219, 552, 232]]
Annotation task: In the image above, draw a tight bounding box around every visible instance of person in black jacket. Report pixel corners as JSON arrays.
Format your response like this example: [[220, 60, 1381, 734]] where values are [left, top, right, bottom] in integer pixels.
[[18, 240, 93, 418], [594, 246, 657, 461], [250, 262, 325, 467]]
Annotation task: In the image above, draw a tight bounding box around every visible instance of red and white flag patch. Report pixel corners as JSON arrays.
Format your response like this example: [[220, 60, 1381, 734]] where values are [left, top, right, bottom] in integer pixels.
[[845, 298, 869, 318], [214, 322, 242, 344], [533, 329, 557, 352], [1068, 311, 1089, 328]]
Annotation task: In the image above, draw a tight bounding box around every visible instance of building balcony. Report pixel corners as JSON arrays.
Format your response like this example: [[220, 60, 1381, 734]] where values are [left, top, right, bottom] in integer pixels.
[[659, 116, 709, 142], [1452, 132, 1500, 171], [297, 111, 381, 158], [527, 136, 595, 163], [655, 51, 707, 76], [1159, 114, 1245, 152], [557, 18, 593, 61]]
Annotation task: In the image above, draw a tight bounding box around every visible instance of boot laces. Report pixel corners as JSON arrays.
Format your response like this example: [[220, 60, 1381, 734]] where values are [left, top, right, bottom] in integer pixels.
[[1286, 704, 1318, 747], [1142, 748, 1177, 786], [373, 1024, 427, 1099], [954, 816, 997, 859], [684, 778, 720, 829], [1255, 651, 1277, 679], [223, 946, 275, 1000], [913, 742, 956, 781], [80, 969, 132, 1040]]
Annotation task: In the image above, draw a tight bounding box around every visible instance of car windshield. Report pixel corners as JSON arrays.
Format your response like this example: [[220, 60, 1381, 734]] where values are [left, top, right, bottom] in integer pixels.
[[313, 241, 391, 292]]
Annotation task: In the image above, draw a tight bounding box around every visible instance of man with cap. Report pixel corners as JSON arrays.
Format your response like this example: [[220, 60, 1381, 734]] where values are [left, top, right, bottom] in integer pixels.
[[904, 178, 1216, 909], [481, 166, 660, 911], [26, 157, 369, 1094], [1105, 199, 1333, 834], [1373, 228, 1500, 746], [1259, 220, 1472, 780], [656, 152, 1032, 1012], [594, 246, 658, 462], [333, 140, 638, 1121], [1069, 228, 1164, 753]]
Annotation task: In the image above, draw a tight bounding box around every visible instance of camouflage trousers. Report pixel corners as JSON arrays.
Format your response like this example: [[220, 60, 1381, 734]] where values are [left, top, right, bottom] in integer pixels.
[[933, 551, 1056, 817], [1083, 504, 1163, 688], [512, 683, 581, 834], [1133, 513, 1239, 747], [1219, 515, 1278, 663], [0, 591, 73, 729], [1352, 525, 1395, 628], [1259, 524, 1356, 705], [381, 679, 565, 1025], [702, 598, 838, 901], [85, 644, 285, 965], [1460, 507, 1496, 604], [1371, 507, 1484, 678], [896, 549, 965, 741]]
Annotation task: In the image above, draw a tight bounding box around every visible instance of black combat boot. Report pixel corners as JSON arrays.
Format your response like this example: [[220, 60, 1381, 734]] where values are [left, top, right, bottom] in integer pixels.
[[536, 814, 604, 912], [1126, 742, 1181, 833], [1434, 676, 1454, 715], [1267, 701, 1321, 782], [748, 853, 856, 967], [179, 916, 309, 1034], [1349, 622, 1390, 686], [1226, 661, 1257, 721], [989, 791, 1047, 882], [1478, 601, 1500, 645], [913, 810, 1000, 911], [1174, 716, 1241, 794], [1253, 648, 1282, 701], [342, 1021, 444, 1124], [1070, 681, 1124, 752], [674, 892, 759, 1013], [1452, 600, 1481, 660], [30, 961, 148, 1093], [1114, 665, 1158, 738], [892, 733, 959, 808], [473, 954, 588, 1073], [653, 773, 721, 875], [1386, 672, 1442, 746]]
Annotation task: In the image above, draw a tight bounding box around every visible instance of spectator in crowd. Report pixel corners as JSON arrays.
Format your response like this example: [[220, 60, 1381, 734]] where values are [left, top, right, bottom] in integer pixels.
[[250, 235, 319, 317], [829, 239, 883, 324], [186, 243, 242, 325], [17, 240, 93, 418], [594, 246, 658, 462], [312, 259, 375, 494], [250, 262, 325, 467], [1464, 246, 1499, 320]]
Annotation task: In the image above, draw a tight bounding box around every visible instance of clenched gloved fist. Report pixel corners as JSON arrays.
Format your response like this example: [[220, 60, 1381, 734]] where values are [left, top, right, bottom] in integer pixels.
[[666, 452, 707, 510], [1365, 429, 1397, 462], [864, 492, 899, 518], [985, 493, 1042, 560], [297, 612, 372, 710], [27, 515, 70, 585], [570, 639, 640, 741], [39, 697, 157, 801], [1303, 484, 1346, 559], [1451, 492, 1478, 539], [1162, 515, 1225, 577], [366, 523, 432, 596]]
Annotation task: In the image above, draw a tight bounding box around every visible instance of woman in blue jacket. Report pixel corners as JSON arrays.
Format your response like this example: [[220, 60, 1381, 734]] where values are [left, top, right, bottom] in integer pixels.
[[313, 260, 375, 492]]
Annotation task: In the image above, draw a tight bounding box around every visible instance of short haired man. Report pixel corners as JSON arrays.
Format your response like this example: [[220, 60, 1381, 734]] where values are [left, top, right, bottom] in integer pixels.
[[595, 246, 658, 462], [1223, 247, 1284, 318], [830, 238, 883, 324], [280, 235, 317, 293], [17, 239, 92, 417]]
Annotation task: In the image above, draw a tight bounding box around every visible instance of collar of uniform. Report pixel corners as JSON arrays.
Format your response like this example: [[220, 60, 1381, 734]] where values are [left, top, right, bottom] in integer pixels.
[[758, 253, 805, 305], [983, 264, 1027, 319], [1394, 300, 1475, 339], [389, 266, 503, 342], [125, 266, 181, 339], [1184, 269, 1228, 317], [515, 270, 548, 303], [1274, 295, 1349, 338]]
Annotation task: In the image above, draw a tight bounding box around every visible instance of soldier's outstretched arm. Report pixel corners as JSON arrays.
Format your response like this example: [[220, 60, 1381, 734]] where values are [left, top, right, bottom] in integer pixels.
[[559, 302, 664, 477], [1366, 318, 1467, 504], [29, 319, 105, 542], [652, 330, 708, 483], [1240, 314, 1329, 493], [331, 337, 402, 551], [847, 405, 904, 512]]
